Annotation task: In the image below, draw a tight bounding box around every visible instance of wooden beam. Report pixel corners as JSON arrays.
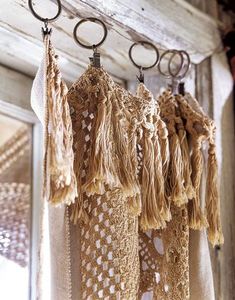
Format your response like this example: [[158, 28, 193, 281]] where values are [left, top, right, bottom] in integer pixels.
[[69, 0, 222, 63], [0, 0, 223, 83], [211, 52, 235, 300]]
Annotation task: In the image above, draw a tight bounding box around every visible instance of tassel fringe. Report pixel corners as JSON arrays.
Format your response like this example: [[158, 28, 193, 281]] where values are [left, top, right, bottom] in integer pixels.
[[43, 35, 77, 205], [176, 121, 195, 200], [168, 133, 188, 206], [206, 140, 224, 246]]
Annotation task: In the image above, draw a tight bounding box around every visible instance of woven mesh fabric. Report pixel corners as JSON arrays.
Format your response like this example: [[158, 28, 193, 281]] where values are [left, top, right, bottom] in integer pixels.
[[0, 182, 30, 267], [0, 125, 31, 267], [67, 66, 154, 299], [139, 205, 189, 300]]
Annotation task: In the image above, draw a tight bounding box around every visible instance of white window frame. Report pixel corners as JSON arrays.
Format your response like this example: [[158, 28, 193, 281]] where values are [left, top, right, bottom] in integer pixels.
[[0, 99, 43, 300]]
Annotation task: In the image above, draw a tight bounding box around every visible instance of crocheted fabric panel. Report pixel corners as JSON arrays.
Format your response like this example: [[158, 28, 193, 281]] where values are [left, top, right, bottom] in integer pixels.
[[67, 66, 148, 299], [139, 205, 189, 300]]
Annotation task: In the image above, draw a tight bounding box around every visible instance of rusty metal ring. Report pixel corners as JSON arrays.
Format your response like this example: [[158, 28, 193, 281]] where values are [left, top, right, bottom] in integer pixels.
[[73, 18, 108, 49], [158, 49, 184, 79], [28, 0, 62, 23], [129, 41, 160, 70]]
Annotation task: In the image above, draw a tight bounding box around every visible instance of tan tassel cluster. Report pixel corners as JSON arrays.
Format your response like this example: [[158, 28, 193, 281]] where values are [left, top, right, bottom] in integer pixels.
[[47, 58, 222, 246], [176, 93, 223, 245], [67, 66, 144, 223], [137, 84, 170, 230], [206, 137, 224, 246], [43, 35, 77, 205], [158, 91, 188, 206]]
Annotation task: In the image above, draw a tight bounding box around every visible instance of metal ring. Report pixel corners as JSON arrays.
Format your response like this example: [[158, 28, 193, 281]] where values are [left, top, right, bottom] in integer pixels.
[[129, 41, 160, 70], [28, 0, 62, 23], [168, 50, 185, 78], [73, 18, 108, 49], [159, 49, 184, 79], [176, 50, 191, 79]]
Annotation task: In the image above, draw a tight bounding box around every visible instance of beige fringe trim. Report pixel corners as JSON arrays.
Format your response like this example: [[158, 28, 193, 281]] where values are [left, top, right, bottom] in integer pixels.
[[176, 93, 223, 245], [176, 118, 195, 200], [206, 132, 224, 246], [158, 91, 187, 206], [43, 35, 77, 205], [138, 84, 170, 230], [67, 67, 145, 222]]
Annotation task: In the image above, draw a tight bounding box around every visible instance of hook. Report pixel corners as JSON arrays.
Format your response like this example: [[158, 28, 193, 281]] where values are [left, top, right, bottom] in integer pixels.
[[129, 41, 160, 84], [137, 67, 144, 83], [73, 18, 108, 68], [28, 0, 62, 38]]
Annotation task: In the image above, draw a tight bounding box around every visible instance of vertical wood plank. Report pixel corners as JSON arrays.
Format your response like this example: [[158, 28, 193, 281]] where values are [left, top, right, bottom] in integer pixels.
[[211, 52, 235, 300]]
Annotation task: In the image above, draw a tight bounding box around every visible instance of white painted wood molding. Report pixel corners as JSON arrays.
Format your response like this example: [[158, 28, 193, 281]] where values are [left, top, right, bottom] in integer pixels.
[[0, 0, 222, 83], [71, 0, 222, 63]]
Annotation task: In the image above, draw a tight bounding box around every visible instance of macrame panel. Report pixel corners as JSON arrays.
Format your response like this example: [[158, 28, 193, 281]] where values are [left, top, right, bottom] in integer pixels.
[[67, 66, 146, 300], [139, 205, 189, 300]]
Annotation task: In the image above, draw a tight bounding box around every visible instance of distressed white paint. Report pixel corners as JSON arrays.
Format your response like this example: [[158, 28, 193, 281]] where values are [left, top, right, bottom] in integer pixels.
[[0, 0, 222, 83], [69, 0, 222, 61]]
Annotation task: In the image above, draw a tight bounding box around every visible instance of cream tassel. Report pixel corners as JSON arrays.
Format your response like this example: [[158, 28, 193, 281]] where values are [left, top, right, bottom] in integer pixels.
[[157, 116, 170, 180], [158, 91, 187, 206], [136, 84, 170, 229], [168, 131, 188, 206], [127, 120, 142, 215], [140, 124, 166, 230], [82, 89, 116, 195], [189, 139, 208, 229], [176, 120, 195, 200], [153, 123, 171, 222], [206, 137, 224, 246], [112, 93, 140, 198], [43, 35, 77, 205], [70, 193, 90, 225]]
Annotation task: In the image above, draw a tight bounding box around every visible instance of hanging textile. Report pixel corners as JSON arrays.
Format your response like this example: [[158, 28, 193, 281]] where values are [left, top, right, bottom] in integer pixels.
[[137, 88, 223, 300], [31, 34, 76, 300], [67, 66, 152, 299], [31, 40, 223, 300], [175, 92, 223, 246], [137, 87, 190, 300], [31, 34, 77, 206]]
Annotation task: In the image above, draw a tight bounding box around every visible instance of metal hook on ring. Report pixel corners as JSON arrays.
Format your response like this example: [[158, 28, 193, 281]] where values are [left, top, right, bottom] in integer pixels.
[[28, 0, 62, 38], [158, 49, 191, 95], [73, 18, 108, 68], [129, 41, 160, 84]]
